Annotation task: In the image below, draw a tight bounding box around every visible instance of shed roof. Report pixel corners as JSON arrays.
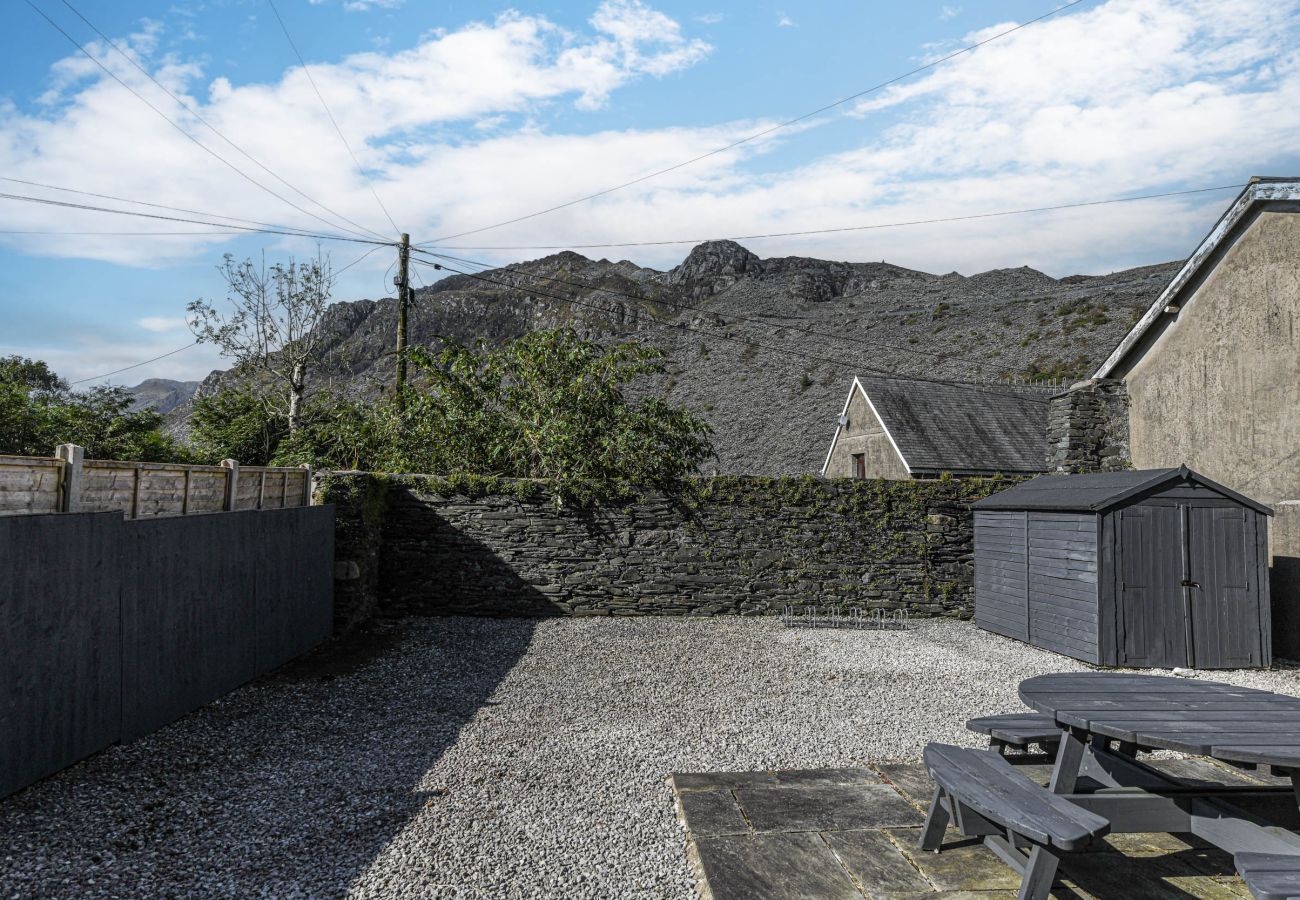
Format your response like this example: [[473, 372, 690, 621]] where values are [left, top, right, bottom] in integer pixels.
[[841, 376, 1051, 476], [971, 466, 1273, 514], [1094, 177, 1300, 378]]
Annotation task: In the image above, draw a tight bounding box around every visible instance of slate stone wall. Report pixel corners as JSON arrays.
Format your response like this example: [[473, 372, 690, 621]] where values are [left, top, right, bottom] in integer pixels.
[[324, 473, 388, 633], [1046, 378, 1131, 474], [318, 474, 1009, 621]]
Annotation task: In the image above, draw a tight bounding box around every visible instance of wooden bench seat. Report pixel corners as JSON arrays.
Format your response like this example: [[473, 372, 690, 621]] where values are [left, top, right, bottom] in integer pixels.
[[966, 714, 1062, 755], [921, 743, 1110, 900], [1235, 853, 1300, 900]]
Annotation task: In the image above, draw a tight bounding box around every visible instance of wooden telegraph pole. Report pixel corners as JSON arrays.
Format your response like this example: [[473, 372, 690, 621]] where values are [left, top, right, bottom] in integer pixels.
[[395, 232, 410, 411]]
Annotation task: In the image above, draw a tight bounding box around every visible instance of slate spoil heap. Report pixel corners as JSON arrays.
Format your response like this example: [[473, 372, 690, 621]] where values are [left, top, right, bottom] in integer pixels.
[[181, 241, 1179, 474]]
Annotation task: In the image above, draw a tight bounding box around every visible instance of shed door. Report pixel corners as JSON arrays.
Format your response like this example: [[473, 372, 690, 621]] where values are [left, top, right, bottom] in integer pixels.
[[1118, 506, 1187, 667], [1188, 508, 1262, 668]]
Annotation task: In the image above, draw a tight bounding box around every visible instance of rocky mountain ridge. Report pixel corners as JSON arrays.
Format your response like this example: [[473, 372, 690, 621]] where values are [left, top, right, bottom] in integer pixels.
[[125, 378, 199, 415], [183, 241, 1180, 473]]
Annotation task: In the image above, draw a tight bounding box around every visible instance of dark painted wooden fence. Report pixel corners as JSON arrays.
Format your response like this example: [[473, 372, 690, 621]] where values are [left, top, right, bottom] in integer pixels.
[[0, 505, 334, 798]]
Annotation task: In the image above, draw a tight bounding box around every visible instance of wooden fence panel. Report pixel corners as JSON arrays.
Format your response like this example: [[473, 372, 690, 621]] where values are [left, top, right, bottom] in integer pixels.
[[0, 451, 310, 517], [0, 456, 62, 516], [80, 464, 143, 515], [119, 512, 260, 739], [0, 505, 335, 798], [0, 512, 123, 798], [187, 469, 228, 514], [235, 470, 265, 510], [255, 507, 336, 671], [134, 466, 187, 518]]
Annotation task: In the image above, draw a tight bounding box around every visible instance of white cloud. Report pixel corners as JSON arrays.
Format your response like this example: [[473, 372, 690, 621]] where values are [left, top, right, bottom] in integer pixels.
[[4, 0, 1299, 302], [137, 316, 189, 333], [0, 3, 714, 266], [695, 13, 723, 25], [940, 5, 962, 20], [0, 333, 224, 387], [776, 13, 796, 27], [343, 0, 403, 11], [415, 0, 1300, 279]]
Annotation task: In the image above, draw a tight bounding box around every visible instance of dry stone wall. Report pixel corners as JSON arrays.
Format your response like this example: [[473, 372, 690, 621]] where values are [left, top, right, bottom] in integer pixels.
[[318, 474, 1010, 626], [1046, 378, 1131, 473]]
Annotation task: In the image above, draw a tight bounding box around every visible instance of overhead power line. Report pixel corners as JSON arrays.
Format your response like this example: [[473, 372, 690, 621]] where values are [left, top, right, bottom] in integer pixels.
[[0, 175, 368, 240], [265, 0, 401, 238], [0, 190, 393, 245], [23, 0, 381, 243], [412, 256, 1056, 402], [70, 342, 202, 385], [428, 184, 1244, 251], [335, 243, 388, 275], [0, 230, 253, 236], [420, 0, 1090, 246], [55, 0, 392, 243], [413, 248, 1028, 378]]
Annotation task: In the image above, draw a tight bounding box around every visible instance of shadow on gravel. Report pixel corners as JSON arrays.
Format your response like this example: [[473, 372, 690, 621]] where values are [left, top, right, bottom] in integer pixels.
[[0, 597, 542, 897]]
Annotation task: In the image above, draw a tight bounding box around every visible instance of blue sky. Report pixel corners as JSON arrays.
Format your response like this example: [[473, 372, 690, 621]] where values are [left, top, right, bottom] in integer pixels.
[[2, 0, 1299, 385]]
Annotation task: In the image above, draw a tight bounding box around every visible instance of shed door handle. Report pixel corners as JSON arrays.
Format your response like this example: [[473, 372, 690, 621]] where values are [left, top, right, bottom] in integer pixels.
[[1181, 580, 1200, 588]]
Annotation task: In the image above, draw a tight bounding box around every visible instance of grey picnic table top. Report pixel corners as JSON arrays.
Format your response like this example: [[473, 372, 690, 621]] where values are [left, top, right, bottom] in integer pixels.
[[1019, 672, 1300, 769]]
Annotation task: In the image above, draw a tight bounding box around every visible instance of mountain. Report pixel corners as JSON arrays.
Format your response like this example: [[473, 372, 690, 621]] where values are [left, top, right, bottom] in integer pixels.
[[126, 378, 199, 415], [186, 241, 1180, 474]]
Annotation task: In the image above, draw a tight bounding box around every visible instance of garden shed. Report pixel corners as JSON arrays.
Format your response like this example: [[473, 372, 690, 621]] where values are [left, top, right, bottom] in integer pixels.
[[971, 467, 1272, 669]]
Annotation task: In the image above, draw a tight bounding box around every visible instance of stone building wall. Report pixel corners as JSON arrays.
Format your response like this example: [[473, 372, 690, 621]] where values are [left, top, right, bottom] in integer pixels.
[[1045, 378, 1130, 474], [822, 386, 910, 479], [317, 474, 1009, 624]]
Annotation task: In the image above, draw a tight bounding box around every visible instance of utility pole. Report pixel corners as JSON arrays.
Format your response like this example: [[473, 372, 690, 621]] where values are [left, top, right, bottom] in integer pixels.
[[395, 232, 410, 411]]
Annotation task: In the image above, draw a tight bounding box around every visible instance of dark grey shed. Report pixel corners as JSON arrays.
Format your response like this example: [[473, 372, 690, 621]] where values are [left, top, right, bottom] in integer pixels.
[[971, 467, 1273, 669]]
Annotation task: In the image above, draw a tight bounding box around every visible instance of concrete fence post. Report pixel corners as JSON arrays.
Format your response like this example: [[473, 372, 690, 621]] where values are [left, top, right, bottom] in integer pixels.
[[55, 443, 84, 513], [300, 464, 313, 507], [221, 459, 240, 511]]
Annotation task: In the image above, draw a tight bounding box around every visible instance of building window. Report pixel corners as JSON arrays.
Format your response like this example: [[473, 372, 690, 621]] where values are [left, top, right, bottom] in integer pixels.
[[851, 453, 866, 479]]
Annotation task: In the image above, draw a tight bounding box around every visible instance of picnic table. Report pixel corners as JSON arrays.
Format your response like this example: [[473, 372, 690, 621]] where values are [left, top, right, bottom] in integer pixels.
[[1019, 672, 1300, 856]]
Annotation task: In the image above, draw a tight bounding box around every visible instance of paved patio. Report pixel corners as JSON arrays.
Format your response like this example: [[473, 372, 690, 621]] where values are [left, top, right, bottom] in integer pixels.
[[671, 755, 1282, 899]]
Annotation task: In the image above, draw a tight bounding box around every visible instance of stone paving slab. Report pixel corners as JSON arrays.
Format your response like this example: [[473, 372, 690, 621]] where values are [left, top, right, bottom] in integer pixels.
[[735, 784, 922, 833], [671, 757, 1274, 899]]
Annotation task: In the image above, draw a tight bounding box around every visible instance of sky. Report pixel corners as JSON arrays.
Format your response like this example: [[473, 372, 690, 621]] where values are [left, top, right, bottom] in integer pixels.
[[2, 0, 1299, 386]]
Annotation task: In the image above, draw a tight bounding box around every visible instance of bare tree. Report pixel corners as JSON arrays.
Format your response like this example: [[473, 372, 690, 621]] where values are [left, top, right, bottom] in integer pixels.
[[188, 252, 334, 433]]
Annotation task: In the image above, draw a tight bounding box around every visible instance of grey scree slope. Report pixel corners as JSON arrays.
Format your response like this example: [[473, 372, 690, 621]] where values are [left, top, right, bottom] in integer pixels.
[[182, 241, 1181, 475], [3, 616, 1298, 899], [855, 375, 1051, 475]]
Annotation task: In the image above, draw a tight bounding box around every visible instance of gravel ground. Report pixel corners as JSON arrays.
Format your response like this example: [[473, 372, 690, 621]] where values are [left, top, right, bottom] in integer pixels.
[[2, 615, 1298, 899]]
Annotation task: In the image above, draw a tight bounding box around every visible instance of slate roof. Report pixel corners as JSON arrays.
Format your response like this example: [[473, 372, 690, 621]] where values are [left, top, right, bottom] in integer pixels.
[[852, 375, 1051, 476], [971, 466, 1273, 514]]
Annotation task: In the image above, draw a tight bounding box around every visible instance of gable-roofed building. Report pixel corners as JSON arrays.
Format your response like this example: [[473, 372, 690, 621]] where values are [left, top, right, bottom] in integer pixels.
[[820, 375, 1051, 479], [1061, 176, 1300, 650]]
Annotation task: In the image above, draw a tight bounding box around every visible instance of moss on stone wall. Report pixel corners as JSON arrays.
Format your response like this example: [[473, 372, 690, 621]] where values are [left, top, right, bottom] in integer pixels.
[[319, 473, 1015, 623]]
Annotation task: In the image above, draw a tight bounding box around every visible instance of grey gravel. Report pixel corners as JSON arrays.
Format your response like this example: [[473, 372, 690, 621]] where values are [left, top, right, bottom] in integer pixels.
[[2, 616, 1297, 899]]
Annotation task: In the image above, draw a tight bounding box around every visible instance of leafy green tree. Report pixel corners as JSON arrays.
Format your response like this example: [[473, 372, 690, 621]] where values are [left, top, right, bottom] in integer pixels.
[[185, 330, 713, 486], [189, 386, 383, 470], [270, 395, 386, 470], [383, 329, 714, 488], [188, 388, 288, 466], [0, 355, 188, 461], [0, 356, 63, 392]]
